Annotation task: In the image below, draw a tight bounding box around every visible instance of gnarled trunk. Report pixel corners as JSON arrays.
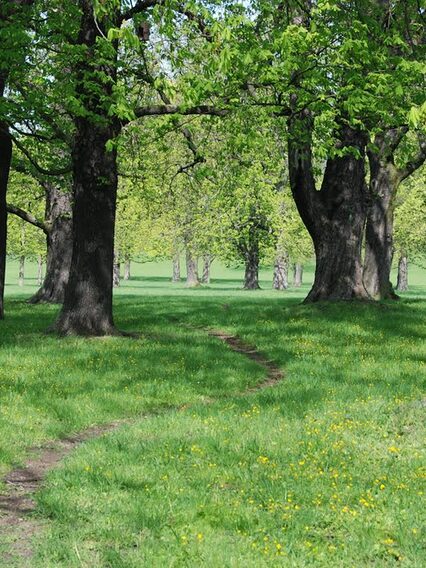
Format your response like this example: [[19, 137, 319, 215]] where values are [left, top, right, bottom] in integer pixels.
[[273, 252, 289, 290], [29, 184, 72, 304], [363, 142, 402, 300], [396, 256, 408, 292], [201, 254, 212, 284], [293, 263, 303, 287], [186, 249, 199, 287], [289, 117, 369, 302]]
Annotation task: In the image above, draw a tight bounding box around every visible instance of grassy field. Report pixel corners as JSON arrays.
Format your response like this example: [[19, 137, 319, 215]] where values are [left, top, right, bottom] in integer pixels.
[[1, 259, 425, 566]]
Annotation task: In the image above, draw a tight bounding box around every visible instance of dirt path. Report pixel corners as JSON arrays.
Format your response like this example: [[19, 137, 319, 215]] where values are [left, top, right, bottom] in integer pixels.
[[0, 328, 284, 565]]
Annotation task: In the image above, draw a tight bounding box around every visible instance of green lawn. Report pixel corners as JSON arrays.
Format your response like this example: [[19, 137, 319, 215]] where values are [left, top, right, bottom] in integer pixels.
[[1, 259, 425, 566]]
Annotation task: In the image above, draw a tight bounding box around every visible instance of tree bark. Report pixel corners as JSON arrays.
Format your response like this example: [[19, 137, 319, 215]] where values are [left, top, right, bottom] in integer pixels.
[[124, 257, 131, 280], [273, 252, 289, 290], [113, 252, 120, 287], [18, 255, 25, 286], [201, 254, 212, 284], [244, 246, 260, 290], [53, 4, 120, 336], [186, 249, 199, 287], [293, 263, 303, 287], [37, 255, 43, 286], [29, 184, 73, 304], [172, 251, 180, 283], [289, 115, 369, 302], [396, 256, 408, 292]]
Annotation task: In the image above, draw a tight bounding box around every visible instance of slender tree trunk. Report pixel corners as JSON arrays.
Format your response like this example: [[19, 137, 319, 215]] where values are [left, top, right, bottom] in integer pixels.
[[201, 254, 212, 284], [396, 256, 408, 292], [293, 263, 303, 287], [244, 246, 260, 290], [289, 118, 369, 302], [273, 252, 289, 290], [113, 251, 120, 287], [37, 255, 43, 286], [29, 185, 73, 304], [363, 142, 402, 300], [172, 251, 181, 283], [0, 78, 12, 319], [186, 249, 199, 287], [124, 257, 131, 281], [53, 5, 120, 336], [18, 255, 25, 286]]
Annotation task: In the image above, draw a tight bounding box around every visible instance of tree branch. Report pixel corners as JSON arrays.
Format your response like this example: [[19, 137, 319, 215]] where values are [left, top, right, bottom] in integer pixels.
[[10, 135, 72, 176], [399, 132, 426, 181], [6, 203, 48, 233], [134, 104, 228, 118]]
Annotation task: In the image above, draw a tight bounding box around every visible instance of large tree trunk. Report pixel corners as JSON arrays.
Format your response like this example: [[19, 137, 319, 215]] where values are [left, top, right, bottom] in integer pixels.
[[273, 252, 289, 290], [53, 4, 120, 336], [124, 257, 131, 281], [172, 251, 180, 283], [54, 119, 119, 335], [289, 116, 369, 302], [186, 249, 199, 287], [293, 263, 303, 287], [396, 256, 408, 292], [244, 246, 260, 290], [29, 184, 73, 304], [363, 133, 404, 300], [201, 254, 212, 284]]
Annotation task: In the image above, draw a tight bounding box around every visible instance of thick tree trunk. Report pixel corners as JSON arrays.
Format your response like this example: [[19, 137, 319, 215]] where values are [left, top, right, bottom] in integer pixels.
[[363, 148, 401, 300], [113, 252, 120, 287], [54, 119, 119, 335], [172, 251, 180, 283], [289, 118, 369, 302], [0, 81, 12, 319], [37, 255, 43, 286], [244, 247, 260, 290], [186, 249, 199, 287], [124, 257, 131, 281], [29, 185, 73, 304], [293, 263, 303, 287], [53, 5, 120, 336], [396, 256, 408, 292], [18, 255, 25, 286], [273, 252, 289, 290], [201, 254, 212, 284]]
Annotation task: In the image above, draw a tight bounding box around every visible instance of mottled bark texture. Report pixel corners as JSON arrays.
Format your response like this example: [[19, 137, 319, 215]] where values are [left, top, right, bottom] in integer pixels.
[[201, 254, 213, 285], [29, 184, 72, 304], [293, 263, 303, 287], [396, 256, 408, 292], [124, 258, 131, 280], [289, 111, 369, 302], [186, 249, 199, 287], [364, 128, 425, 300], [273, 252, 289, 290], [172, 251, 180, 283], [53, 2, 120, 335], [113, 252, 120, 287]]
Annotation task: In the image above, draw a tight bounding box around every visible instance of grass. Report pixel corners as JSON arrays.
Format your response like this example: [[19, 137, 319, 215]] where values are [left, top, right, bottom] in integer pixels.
[[1, 258, 425, 566]]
